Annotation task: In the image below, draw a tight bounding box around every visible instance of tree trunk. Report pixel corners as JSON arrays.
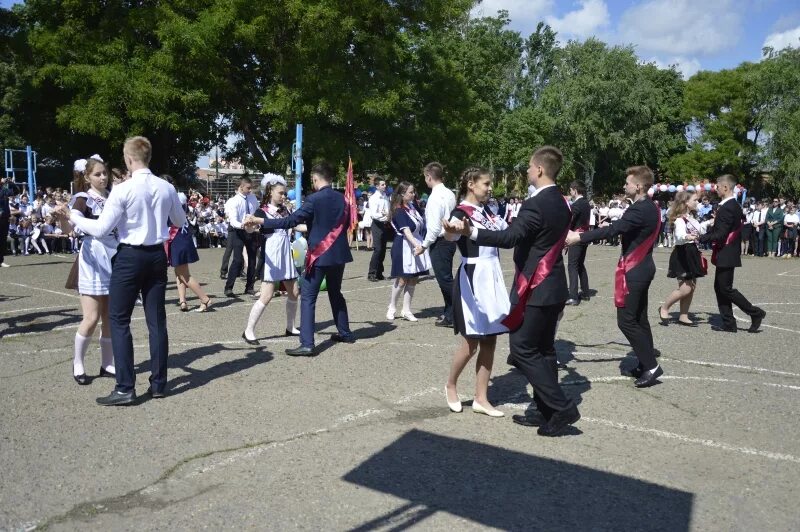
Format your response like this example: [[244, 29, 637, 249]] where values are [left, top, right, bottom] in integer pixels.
[[239, 119, 269, 170], [584, 162, 595, 200]]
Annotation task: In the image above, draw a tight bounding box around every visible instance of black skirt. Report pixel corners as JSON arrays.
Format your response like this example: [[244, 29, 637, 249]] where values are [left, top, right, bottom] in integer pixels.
[[667, 244, 706, 280]]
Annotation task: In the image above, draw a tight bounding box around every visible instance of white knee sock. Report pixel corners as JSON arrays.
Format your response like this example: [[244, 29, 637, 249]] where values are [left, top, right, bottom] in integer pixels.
[[73, 333, 91, 376], [402, 284, 416, 313], [285, 299, 299, 333], [245, 301, 267, 340], [99, 336, 115, 373], [389, 279, 403, 311]]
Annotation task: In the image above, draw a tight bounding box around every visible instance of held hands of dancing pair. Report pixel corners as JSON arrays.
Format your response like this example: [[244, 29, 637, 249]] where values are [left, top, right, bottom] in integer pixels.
[[242, 214, 264, 230]]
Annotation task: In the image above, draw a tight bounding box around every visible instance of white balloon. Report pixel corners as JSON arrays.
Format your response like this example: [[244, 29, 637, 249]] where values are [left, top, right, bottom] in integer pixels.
[[659, 184, 668, 192], [676, 185, 684, 192]]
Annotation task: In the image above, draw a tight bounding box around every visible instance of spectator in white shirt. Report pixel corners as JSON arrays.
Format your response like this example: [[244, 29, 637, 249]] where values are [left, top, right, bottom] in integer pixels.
[[782, 205, 798, 258], [56, 136, 185, 405], [417, 162, 457, 326], [367, 180, 390, 281]]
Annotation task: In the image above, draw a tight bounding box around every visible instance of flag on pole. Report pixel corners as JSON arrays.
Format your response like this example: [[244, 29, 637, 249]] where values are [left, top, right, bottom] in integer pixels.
[[345, 156, 358, 231]]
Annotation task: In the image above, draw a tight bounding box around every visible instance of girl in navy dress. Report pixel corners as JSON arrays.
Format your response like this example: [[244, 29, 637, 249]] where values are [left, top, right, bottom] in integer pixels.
[[443, 168, 510, 417], [65, 157, 117, 384], [242, 175, 307, 344], [387, 181, 431, 322], [167, 192, 212, 312]]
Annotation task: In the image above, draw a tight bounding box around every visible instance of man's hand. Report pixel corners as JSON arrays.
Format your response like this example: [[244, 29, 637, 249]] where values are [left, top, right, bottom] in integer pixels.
[[52, 205, 70, 220], [565, 230, 581, 247], [442, 217, 471, 236]]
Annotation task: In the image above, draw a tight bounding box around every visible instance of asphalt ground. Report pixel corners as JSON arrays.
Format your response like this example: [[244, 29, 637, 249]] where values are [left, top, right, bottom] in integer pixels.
[[1, 243, 799, 531]]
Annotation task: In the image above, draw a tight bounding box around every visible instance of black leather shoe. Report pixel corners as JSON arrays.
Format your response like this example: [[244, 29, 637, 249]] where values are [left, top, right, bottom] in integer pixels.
[[565, 298, 580, 306], [579, 293, 591, 302], [219, 272, 227, 280], [146, 387, 166, 399], [96, 390, 136, 406], [284, 329, 300, 337], [434, 318, 454, 328], [244, 289, 256, 296], [224, 290, 236, 298], [242, 331, 260, 345], [73, 373, 90, 385], [376, 274, 386, 281], [748, 308, 766, 333], [285, 346, 317, 356], [537, 406, 580, 437], [331, 333, 356, 343], [98, 367, 115, 378], [711, 325, 737, 333], [628, 364, 644, 378], [634, 366, 664, 388], [367, 275, 378, 282], [512, 411, 547, 427]]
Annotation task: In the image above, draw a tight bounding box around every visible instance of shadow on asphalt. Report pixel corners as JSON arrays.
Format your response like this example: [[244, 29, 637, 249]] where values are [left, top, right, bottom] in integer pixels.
[[344, 429, 693, 531], [134, 343, 273, 397], [0, 307, 81, 337]]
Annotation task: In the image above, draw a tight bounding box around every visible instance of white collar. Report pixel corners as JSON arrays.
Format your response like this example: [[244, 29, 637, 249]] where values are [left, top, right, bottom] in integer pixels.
[[131, 168, 151, 178], [531, 184, 556, 197], [720, 196, 735, 205]]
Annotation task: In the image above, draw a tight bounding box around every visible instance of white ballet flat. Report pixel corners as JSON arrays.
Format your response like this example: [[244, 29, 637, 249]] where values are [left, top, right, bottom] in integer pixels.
[[445, 386, 462, 413], [386, 308, 396, 320], [401, 310, 418, 322], [472, 402, 504, 417]]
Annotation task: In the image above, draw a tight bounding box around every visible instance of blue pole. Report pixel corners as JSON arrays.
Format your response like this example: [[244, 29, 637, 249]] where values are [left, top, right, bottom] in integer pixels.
[[294, 124, 303, 209], [26, 145, 34, 197]]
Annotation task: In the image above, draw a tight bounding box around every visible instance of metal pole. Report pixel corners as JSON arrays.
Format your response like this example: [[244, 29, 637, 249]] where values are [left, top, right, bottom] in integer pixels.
[[294, 124, 303, 209], [26, 145, 34, 197]]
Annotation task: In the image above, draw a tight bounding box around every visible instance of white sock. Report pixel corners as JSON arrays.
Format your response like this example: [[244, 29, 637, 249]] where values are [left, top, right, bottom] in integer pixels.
[[73, 333, 91, 376], [99, 336, 115, 373], [286, 298, 298, 333], [245, 301, 267, 340], [389, 279, 402, 311], [402, 284, 416, 314], [649, 364, 660, 374]]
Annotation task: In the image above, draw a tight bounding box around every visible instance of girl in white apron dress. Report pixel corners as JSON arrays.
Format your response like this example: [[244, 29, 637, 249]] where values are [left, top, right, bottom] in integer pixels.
[[242, 175, 307, 344], [65, 157, 117, 384], [443, 168, 510, 417]]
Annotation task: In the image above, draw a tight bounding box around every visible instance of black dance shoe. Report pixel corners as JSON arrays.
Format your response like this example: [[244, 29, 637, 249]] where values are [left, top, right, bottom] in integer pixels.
[[748, 308, 766, 333], [565, 298, 580, 306], [331, 333, 356, 344], [241, 331, 260, 346], [512, 411, 547, 427], [434, 318, 454, 328], [96, 390, 136, 406], [634, 366, 664, 388], [98, 367, 115, 378], [711, 325, 737, 333], [537, 406, 580, 437], [284, 329, 300, 337], [285, 346, 317, 357], [146, 386, 166, 399], [73, 373, 90, 385]]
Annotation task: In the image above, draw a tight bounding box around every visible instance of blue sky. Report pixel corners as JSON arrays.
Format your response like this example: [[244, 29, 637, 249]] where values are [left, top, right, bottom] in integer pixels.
[[472, 0, 800, 78]]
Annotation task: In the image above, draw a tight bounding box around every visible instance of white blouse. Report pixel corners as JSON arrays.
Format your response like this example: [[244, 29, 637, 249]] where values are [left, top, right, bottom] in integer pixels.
[[674, 215, 712, 246]]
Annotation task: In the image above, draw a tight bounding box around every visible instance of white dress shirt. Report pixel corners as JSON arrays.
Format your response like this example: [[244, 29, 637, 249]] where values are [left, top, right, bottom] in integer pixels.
[[69, 168, 186, 245], [368, 191, 390, 223], [225, 192, 259, 229], [422, 182, 456, 248]]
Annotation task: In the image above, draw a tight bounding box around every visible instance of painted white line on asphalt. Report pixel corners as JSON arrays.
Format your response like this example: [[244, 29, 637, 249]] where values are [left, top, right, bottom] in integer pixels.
[[0, 305, 73, 315], [0, 281, 81, 299], [581, 417, 800, 464], [777, 271, 800, 277], [734, 313, 800, 334]]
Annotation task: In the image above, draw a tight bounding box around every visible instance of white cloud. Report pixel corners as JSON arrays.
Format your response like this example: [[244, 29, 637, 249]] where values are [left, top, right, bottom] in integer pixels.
[[546, 0, 610, 39], [763, 25, 800, 52], [470, 0, 554, 35], [618, 0, 741, 56], [648, 56, 702, 79]]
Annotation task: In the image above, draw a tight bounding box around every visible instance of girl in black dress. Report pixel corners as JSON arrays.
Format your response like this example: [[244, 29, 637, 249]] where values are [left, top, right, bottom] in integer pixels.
[[659, 191, 712, 326]]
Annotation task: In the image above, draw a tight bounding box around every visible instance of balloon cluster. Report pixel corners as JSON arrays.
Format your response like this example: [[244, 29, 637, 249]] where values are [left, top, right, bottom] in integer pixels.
[[647, 182, 746, 197]]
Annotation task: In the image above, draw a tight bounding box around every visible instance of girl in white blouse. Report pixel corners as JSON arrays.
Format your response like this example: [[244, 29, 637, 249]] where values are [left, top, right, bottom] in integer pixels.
[[659, 191, 713, 326]]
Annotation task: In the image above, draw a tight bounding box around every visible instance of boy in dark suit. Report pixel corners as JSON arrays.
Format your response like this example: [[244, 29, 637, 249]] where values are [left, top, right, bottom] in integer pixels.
[[566, 180, 591, 305], [694, 174, 765, 332], [445, 146, 580, 437], [247, 162, 355, 355]]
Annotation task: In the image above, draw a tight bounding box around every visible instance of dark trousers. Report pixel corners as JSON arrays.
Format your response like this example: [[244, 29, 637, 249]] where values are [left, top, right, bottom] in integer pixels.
[[0, 215, 8, 263], [616, 279, 657, 371], [714, 267, 758, 330], [220, 235, 234, 275], [225, 229, 256, 292], [753, 229, 766, 256], [108, 246, 169, 394], [567, 243, 590, 300], [368, 222, 390, 277], [300, 263, 351, 348], [509, 303, 572, 420], [429, 237, 456, 320]]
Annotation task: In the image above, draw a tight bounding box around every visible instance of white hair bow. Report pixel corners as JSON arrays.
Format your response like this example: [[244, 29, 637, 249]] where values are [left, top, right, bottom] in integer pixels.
[[261, 173, 287, 189], [73, 159, 87, 173], [89, 154, 104, 162]]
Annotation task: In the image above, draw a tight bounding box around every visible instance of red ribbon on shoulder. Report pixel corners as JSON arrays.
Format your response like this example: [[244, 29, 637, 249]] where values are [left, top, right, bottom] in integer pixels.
[[305, 204, 349, 272], [614, 201, 661, 308], [711, 221, 742, 266], [164, 225, 180, 263]]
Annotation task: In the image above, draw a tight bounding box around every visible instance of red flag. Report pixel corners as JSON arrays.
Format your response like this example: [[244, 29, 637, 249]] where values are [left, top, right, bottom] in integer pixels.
[[344, 157, 358, 231]]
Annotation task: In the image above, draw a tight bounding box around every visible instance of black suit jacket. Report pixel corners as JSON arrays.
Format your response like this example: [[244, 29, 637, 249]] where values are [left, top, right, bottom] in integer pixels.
[[699, 197, 742, 268], [580, 198, 659, 283], [475, 185, 569, 306], [569, 197, 591, 232]]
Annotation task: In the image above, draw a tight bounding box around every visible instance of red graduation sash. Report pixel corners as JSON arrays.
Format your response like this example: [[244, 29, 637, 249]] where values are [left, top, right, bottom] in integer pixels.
[[614, 202, 661, 308], [711, 221, 742, 266], [305, 204, 349, 271]]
